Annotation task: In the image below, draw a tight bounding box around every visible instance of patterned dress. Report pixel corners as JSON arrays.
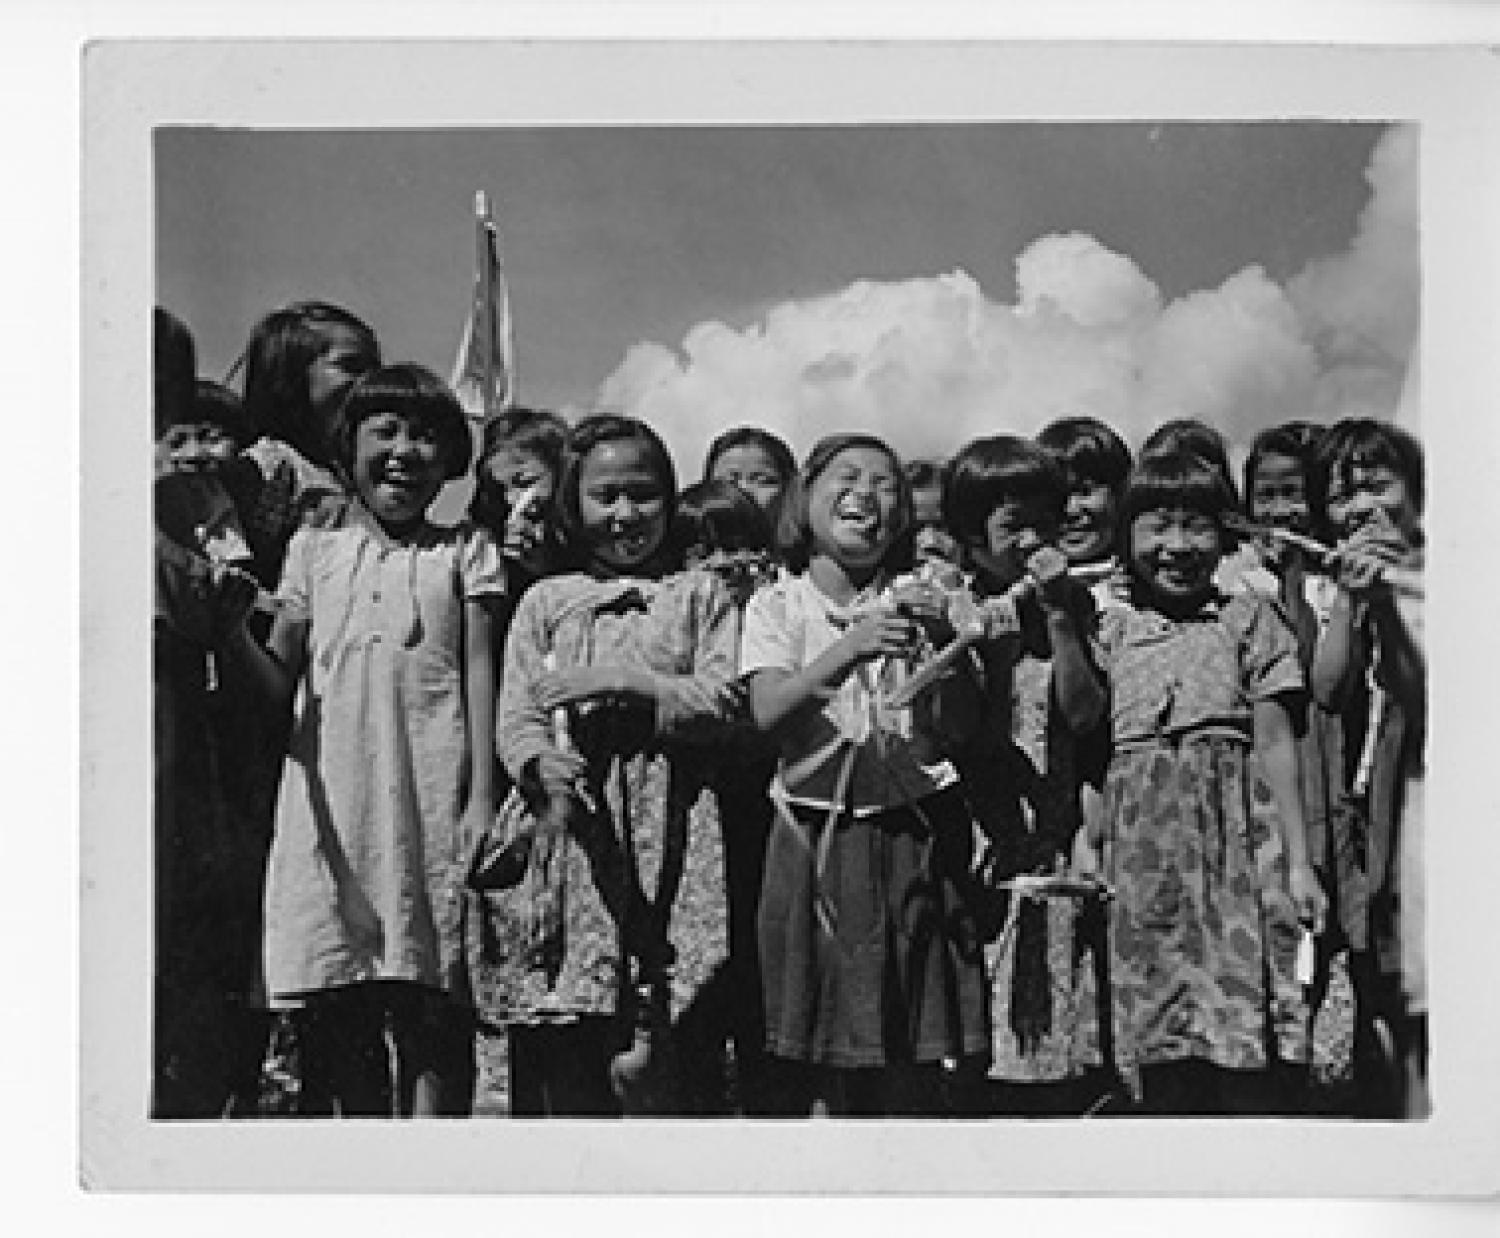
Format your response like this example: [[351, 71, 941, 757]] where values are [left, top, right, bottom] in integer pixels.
[[1073, 591, 1310, 1095], [261, 507, 506, 1005], [483, 569, 740, 1029], [960, 622, 1093, 1083]]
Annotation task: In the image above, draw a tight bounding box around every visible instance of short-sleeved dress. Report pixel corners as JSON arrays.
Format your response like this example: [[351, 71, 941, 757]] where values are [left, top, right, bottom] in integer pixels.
[[483, 569, 740, 1029], [740, 573, 988, 1069], [261, 505, 506, 1007], [1073, 591, 1310, 1093]]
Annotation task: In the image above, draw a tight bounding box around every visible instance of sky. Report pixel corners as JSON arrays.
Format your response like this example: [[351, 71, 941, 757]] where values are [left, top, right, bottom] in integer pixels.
[[157, 121, 1415, 475]]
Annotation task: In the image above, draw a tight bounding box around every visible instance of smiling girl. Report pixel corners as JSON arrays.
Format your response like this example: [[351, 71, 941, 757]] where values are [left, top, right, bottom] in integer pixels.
[[1072, 448, 1327, 1115], [223, 363, 504, 1117], [1309, 419, 1427, 1118], [486, 414, 742, 1115], [740, 433, 988, 1116]]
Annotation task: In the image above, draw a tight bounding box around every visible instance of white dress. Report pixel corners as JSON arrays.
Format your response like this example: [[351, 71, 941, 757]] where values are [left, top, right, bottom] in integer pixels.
[[262, 504, 506, 1004]]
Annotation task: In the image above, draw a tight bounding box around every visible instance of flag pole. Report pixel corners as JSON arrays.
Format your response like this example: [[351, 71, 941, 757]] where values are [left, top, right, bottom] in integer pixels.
[[474, 190, 496, 422]]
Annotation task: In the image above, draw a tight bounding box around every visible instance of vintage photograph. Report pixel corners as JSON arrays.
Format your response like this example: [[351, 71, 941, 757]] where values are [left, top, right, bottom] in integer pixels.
[[79, 38, 1500, 1196]]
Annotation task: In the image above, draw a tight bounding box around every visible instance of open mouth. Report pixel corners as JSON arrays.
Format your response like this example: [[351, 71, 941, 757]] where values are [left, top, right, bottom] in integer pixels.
[[834, 500, 879, 537]]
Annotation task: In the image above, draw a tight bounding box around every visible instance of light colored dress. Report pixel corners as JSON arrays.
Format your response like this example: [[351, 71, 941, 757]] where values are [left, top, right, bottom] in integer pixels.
[[484, 569, 741, 1026], [261, 504, 506, 1005]]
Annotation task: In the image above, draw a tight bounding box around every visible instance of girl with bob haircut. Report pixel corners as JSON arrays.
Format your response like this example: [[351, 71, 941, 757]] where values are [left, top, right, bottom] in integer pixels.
[[1035, 415, 1133, 588], [328, 362, 473, 484], [223, 361, 505, 1117], [1073, 448, 1326, 1115]]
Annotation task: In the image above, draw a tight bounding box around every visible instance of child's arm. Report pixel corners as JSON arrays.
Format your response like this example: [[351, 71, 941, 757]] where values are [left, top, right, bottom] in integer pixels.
[[1255, 694, 1327, 933], [748, 611, 918, 732], [497, 587, 587, 809], [1042, 590, 1106, 736], [462, 596, 499, 848]]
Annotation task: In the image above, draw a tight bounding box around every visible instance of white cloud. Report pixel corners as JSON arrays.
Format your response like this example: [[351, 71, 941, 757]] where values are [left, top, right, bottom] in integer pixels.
[[596, 124, 1420, 473]]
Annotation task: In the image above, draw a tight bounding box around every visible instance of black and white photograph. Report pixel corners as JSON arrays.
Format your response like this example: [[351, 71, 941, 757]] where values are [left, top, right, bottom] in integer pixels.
[[70, 25, 1500, 1210]]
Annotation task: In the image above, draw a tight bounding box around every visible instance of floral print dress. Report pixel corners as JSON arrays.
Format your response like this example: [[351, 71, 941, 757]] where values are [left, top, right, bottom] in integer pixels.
[[482, 569, 741, 1029], [1073, 591, 1310, 1095]]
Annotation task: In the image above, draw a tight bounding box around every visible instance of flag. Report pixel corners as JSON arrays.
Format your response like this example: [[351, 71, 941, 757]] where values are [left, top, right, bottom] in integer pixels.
[[450, 190, 516, 423]]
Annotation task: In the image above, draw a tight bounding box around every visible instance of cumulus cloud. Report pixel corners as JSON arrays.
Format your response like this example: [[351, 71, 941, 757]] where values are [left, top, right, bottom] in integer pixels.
[[596, 124, 1419, 473]]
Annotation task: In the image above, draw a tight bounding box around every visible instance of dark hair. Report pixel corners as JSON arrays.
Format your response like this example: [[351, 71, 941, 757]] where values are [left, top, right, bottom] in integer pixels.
[[469, 406, 569, 534], [181, 379, 252, 449], [943, 435, 1067, 549], [331, 363, 472, 482], [555, 414, 678, 572], [154, 307, 197, 437], [1242, 420, 1326, 517], [1141, 418, 1236, 500], [241, 300, 381, 459], [1035, 415, 1132, 494], [702, 425, 797, 487], [671, 479, 774, 564], [1312, 417, 1424, 538], [1118, 448, 1238, 569], [775, 432, 912, 574], [903, 458, 947, 492]]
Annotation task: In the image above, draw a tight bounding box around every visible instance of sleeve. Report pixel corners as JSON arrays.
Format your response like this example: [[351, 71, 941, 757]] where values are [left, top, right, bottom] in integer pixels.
[[1231, 594, 1306, 703], [457, 522, 509, 601], [738, 580, 799, 678], [274, 525, 314, 623], [495, 584, 558, 784], [1090, 603, 1127, 676], [653, 572, 745, 740]]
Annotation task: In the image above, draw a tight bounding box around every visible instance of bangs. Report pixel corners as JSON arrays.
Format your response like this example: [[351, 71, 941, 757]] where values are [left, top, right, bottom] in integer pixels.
[[1121, 449, 1238, 531], [339, 364, 472, 480], [944, 435, 1066, 545], [1035, 417, 1132, 490]]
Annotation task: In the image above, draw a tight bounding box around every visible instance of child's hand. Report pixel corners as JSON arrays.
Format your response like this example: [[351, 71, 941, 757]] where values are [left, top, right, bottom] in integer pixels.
[[1287, 862, 1328, 936], [1331, 513, 1409, 597], [1026, 545, 1072, 612], [208, 561, 261, 640], [891, 581, 954, 643], [842, 610, 920, 664]]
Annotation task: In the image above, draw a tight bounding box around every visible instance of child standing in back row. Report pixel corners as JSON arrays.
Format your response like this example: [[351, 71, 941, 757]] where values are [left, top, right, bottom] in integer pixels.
[[1073, 448, 1326, 1115], [224, 363, 504, 1117], [741, 433, 989, 1116]]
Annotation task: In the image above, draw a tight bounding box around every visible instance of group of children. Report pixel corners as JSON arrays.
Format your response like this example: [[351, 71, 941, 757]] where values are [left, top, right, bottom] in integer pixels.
[[152, 298, 1427, 1122]]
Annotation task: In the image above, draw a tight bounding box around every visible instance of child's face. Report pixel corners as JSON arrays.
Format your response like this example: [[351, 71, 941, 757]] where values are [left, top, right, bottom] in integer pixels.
[[1325, 460, 1421, 547], [911, 484, 961, 568], [967, 495, 1060, 593], [709, 444, 785, 514], [351, 410, 446, 534], [483, 445, 556, 572], [807, 446, 903, 573], [576, 439, 670, 574], [307, 324, 376, 429], [1056, 475, 1117, 565], [1248, 452, 1311, 534], [155, 421, 238, 478], [1129, 506, 1223, 611]]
